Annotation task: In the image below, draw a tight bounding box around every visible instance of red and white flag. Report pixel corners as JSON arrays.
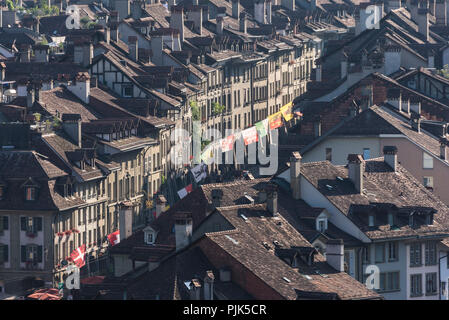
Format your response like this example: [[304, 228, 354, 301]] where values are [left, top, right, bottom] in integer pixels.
[[221, 134, 235, 152], [107, 230, 120, 246], [177, 184, 193, 199], [242, 127, 258, 145], [70, 244, 86, 268]]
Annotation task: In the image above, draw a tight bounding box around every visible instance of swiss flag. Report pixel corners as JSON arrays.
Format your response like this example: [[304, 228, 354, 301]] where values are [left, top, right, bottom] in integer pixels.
[[70, 244, 86, 268], [107, 230, 120, 246]]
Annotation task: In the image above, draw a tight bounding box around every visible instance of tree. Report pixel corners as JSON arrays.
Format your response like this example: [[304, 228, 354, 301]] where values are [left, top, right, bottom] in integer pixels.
[[190, 100, 200, 121], [439, 64, 449, 79], [212, 102, 225, 116]]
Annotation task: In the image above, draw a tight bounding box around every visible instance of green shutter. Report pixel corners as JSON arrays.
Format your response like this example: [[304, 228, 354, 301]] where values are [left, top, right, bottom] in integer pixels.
[[20, 217, 26, 231], [21, 245, 26, 262], [3, 216, 8, 230], [37, 246, 43, 263]]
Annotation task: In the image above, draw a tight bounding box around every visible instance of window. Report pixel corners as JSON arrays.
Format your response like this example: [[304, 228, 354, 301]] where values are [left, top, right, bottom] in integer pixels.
[[410, 243, 422, 267], [410, 274, 422, 297], [318, 219, 326, 233], [362, 246, 370, 264], [21, 245, 42, 263], [375, 244, 385, 263], [325, 148, 332, 162], [388, 242, 398, 261], [423, 176, 433, 189], [25, 187, 36, 201], [425, 241, 437, 266], [0, 244, 8, 264], [123, 86, 133, 97], [0, 216, 8, 235], [368, 214, 375, 227], [425, 273, 437, 295], [363, 148, 371, 160], [388, 213, 394, 226], [423, 152, 433, 169], [20, 217, 42, 234], [378, 272, 400, 292]]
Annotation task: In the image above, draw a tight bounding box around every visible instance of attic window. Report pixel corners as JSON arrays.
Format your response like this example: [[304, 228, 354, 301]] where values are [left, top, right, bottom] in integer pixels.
[[317, 218, 327, 233], [25, 187, 36, 201], [388, 213, 394, 226], [325, 184, 333, 190], [368, 214, 375, 227]]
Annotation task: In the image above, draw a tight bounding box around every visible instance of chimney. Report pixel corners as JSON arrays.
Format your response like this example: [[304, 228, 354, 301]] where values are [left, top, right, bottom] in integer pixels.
[[417, 8, 429, 41], [290, 152, 301, 200], [347, 154, 364, 194], [440, 138, 448, 160], [411, 113, 421, 132], [254, 0, 266, 24], [115, 0, 130, 20], [119, 202, 133, 241], [34, 44, 49, 62], [239, 12, 247, 33], [188, 6, 202, 35], [211, 189, 223, 208], [174, 212, 193, 251], [388, 0, 401, 10], [281, 0, 294, 11], [74, 42, 93, 67], [170, 6, 184, 43], [67, 72, 90, 104], [325, 239, 344, 272], [26, 85, 35, 108], [62, 114, 82, 148], [189, 279, 201, 300], [232, 0, 240, 18], [104, 27, 111, 44], [266, 0, 272, 24], [20, 44, 31, 63], [150, 35, 163, 65], [436, 0, 447, 25], [266, 185, 278, 216], [216, 15, 224, 34], [383, 146, 398, 172], [131, 0, 143, 20], [110, 22, 119, 42], [128, 36, 138, 61], [202, 6, 209, 21], [203, 271, 214, 300], [155, 194, 167, 218], [384, 45, 401, 75]]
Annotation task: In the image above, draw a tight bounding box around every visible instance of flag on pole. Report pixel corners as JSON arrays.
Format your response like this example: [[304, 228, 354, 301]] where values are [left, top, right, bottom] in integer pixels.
[[220, 134, 235, 152], [268, 111, 283, 130], [107, 230, 120, 246], [177, 184, 193, 199], [280, 102, 294, 121], [255, 119, 268, 138], [70, 244, 86, 268], [242, 126, 258, 145], [191, 162, 208, 183]]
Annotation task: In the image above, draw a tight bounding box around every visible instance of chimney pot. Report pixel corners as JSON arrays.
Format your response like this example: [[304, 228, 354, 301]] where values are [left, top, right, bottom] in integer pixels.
[[440, 138, 448, 160], [347, 154, 364, 194], [383, 146, 398, 172], [325, 239, 344, 272], [290, 152, 301, 200]]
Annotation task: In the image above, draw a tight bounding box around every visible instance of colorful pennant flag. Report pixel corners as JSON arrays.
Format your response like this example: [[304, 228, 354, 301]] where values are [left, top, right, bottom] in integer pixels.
[[268, 111, 283, 130], [221, 134, 235, 152], [280, 102, 294, 121], [255, 119, 268, 138], [242, 126, 259, 145], [191, 162, 208, 183], [177, 184, 193, 199]]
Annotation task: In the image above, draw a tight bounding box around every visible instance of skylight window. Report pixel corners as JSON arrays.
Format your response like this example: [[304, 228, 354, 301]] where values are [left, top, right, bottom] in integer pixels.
[[282, 277, 291, 283]]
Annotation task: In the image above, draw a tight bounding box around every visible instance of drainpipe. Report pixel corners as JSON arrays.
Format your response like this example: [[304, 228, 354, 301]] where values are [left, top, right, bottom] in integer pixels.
[[439, 254, 448, 300]]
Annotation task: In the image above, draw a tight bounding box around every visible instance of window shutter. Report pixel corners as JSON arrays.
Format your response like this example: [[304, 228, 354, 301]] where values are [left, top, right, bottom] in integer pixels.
[[0, 245, 3, 263], [3, 244, 8, 262], [36, 217, 42, 232], [37, 246, 43, 263], [3, 216, 8, 230], [21, 245, 26, 262], [20, 217, 26, 231]]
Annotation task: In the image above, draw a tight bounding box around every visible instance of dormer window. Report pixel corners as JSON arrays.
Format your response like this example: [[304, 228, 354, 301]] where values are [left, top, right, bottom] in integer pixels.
[[25, 187, 36, 201], [368, 214, 375, 227], [316, 210, 330, 233], [388, 213, 394, 226], [143, 226, 157, 245], [317, 219, 327, 233]]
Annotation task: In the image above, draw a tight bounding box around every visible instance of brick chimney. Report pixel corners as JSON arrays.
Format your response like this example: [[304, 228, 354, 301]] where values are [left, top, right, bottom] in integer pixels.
[[326, 239, 344, 272], [290, 152, 301, 200], [383, 146, 398, 172], [119, 202, 133, 241], [266, 185, 278, 216], [62, 114, 82, 148], [347, 154, 364, 194], [174, 211, 193, 251], [128, 36, 138, 61]]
